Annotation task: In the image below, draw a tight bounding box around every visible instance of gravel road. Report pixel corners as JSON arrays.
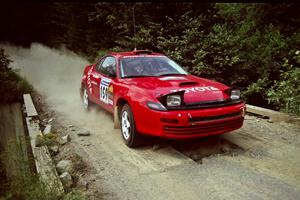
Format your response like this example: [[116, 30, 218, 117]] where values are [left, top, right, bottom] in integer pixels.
[[2, 43, 300, 200]]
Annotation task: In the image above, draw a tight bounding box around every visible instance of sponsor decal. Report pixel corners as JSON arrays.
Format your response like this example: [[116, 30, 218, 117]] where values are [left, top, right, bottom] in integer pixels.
[[92, 74, 100, 79], [108, 85, 114, 105], [87, 68, 93, 94], [91, 80, 98, 85], [100, 77, 113, 105], [170, 86, 220, 93]]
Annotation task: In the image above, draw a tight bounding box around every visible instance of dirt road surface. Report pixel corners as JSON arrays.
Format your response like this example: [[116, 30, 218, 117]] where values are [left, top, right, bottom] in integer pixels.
[[2, 43, 300, 200]]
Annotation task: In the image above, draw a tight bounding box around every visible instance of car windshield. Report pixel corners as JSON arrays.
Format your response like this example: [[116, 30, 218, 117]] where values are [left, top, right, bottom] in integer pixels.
[[120, 56, 188, 78]]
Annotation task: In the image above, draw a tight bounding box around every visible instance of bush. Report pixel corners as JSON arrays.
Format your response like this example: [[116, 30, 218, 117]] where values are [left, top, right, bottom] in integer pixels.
[[0, 49, 11, 71], [2, 3, 300, 115], [267, 54, 300, 115], [35, 133, 58, 147], [0, 48, 33, 103], [153, 4, 300, 115]]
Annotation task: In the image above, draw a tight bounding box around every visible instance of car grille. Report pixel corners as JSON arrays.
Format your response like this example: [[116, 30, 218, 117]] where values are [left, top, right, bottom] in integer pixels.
[[189, 111, 242, 123], [167, 99, 243, 110], [163, 117, 243, 135]]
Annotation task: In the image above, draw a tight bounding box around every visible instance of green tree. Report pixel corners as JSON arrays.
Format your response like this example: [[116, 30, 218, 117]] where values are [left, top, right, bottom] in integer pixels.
[[1, 2, 300, 115], [267, 52, 300, 115], [0, 49, 33, 102]]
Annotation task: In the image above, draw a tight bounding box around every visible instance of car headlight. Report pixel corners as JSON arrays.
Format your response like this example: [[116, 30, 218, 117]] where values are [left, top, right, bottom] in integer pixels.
[[157, 91, 185, 110], [147, 101, 167, 111], [166, 95, 181, 107], [230, 89, 240, 100]]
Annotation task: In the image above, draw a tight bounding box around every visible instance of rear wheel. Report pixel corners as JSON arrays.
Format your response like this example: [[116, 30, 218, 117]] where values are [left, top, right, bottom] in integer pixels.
[[82, 87, 91, 111], [120, 104, 143, 147]]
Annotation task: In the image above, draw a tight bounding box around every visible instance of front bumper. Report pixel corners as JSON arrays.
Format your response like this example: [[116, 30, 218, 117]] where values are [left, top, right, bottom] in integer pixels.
[[136, 102, 245, 139]]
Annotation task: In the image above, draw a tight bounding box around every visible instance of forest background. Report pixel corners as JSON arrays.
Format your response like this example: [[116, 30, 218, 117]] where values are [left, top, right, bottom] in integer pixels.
[[0, 2, 299, 115]]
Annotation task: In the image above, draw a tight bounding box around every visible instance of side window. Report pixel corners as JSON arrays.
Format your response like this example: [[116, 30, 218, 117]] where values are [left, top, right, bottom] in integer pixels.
[[96, 56, 116, 77], [95, 59, 104, 72]]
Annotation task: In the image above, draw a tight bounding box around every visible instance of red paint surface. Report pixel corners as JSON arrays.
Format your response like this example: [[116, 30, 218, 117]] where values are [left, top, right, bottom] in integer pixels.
[[81, 51, 245, 139]]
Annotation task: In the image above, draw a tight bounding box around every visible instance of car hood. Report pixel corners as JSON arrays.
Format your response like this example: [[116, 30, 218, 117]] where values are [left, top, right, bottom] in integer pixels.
[[123, 75, 230, 103]]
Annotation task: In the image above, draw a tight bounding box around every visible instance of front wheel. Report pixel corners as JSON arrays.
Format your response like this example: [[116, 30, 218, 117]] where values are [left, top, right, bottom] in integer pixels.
[[120, 104, 143, 147]]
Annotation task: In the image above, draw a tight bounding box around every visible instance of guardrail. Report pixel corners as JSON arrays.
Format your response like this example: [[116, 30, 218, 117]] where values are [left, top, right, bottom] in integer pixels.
[[246, 104, 300, 123], [23, 94, 64, 196]]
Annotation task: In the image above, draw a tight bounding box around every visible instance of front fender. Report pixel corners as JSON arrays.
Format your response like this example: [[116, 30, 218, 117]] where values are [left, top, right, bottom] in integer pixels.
[[115, 86, 152, 133]]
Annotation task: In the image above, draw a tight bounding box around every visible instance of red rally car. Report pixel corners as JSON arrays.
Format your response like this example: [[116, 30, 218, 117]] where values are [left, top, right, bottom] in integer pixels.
[[80, 50, 246, 147]]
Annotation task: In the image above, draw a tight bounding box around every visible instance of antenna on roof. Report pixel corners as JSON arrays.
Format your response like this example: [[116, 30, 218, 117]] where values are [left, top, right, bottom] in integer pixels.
[[132, 5, 137, 51]]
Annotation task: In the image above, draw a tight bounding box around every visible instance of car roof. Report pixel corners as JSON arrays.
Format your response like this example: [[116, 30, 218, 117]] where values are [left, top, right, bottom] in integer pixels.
[[110, 50, 164, 57]]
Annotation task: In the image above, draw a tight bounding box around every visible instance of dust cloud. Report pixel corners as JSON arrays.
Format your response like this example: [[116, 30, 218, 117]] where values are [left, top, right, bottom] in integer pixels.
[[1, 43, 113, 127]]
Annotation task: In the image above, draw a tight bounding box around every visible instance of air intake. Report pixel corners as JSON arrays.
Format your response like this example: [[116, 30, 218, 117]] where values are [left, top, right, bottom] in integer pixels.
[[179, 82, 198, 87]]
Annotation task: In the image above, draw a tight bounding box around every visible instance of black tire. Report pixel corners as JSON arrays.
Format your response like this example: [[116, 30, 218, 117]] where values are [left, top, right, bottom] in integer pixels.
[[82, 87, 91, 111], [120, 104, 143, 147]]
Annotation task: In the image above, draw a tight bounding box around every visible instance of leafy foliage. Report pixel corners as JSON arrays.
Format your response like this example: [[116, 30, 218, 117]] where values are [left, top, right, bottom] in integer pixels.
[[0, 49, 11, 71], [0, 48, 33, 103], [35, 133, 58, 147], [267, 54, 300, 115], [0, 3, 300, 115]]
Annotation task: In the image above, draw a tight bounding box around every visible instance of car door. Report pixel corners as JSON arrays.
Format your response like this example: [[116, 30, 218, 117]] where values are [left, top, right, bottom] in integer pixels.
[[94, 56, 117, 112], [88, 60, 103, 103]]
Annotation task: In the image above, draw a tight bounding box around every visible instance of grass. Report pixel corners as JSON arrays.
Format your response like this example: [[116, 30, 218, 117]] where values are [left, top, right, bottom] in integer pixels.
[[35, 132, 59, 147], [0, 48, 86, 200], [0, 137, 60, 200], [62, 190, 86, 200], [0, 136, 86, 200], [0, 69, 33, 103]]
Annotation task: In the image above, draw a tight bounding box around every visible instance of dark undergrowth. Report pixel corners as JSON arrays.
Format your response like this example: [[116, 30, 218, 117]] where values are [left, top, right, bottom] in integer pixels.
[[0, 48, 33, 103]]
